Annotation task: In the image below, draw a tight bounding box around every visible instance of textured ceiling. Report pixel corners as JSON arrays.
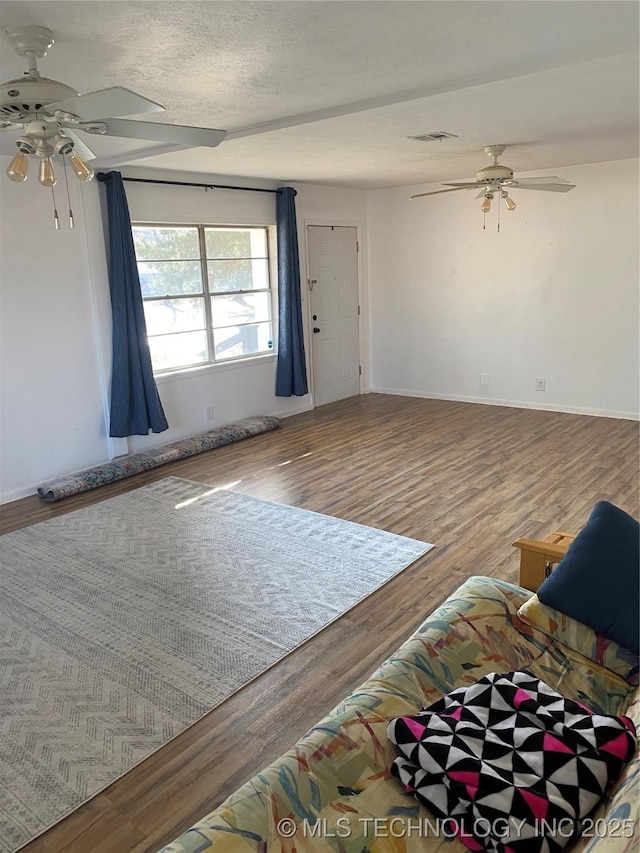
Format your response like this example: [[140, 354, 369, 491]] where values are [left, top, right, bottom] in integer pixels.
[[0, 1, 638, 189]]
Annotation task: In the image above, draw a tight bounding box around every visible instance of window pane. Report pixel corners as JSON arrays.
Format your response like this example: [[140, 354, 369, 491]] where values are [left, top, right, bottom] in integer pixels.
[[133, 227, 200, 261], [144, 297, 205, 336], [138, 261, 203, 297], [207, 258, 269, 293], [210, 292, 270, 328], [213, 323, 273, 360], [148, 330, 209, 371], [205, 227, 267, 259]]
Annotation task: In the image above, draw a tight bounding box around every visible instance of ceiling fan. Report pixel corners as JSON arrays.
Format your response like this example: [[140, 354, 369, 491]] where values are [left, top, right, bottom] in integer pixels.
[[411, 145, 576, 223], [1, 24, 227, 199]]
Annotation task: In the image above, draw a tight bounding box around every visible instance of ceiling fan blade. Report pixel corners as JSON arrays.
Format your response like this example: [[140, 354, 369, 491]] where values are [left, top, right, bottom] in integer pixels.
[[81, 118, 227, 148], [506, 176, 573, 185], [59, 128, 97, 161], [510, 181, 576, 192], [441, 182, 480, 188], [410, 186, 477, 199], [48, 87, 164, 120]]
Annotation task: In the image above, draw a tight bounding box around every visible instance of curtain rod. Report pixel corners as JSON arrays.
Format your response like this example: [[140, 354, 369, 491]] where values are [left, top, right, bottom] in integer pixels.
[[106, 175, 280, 194]]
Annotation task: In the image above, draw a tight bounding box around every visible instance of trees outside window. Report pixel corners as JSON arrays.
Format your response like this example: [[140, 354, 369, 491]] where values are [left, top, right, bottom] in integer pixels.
[[132, 225, 273, 373]]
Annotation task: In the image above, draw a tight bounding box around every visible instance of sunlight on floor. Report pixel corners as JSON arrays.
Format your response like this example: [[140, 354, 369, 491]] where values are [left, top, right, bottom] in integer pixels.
[[175, 480, 243, 509], [173, 452, 315, 509]]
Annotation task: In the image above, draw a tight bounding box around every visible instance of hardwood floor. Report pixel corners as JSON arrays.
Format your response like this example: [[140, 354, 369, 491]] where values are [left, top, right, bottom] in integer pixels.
[[2, 394, 638, 853]]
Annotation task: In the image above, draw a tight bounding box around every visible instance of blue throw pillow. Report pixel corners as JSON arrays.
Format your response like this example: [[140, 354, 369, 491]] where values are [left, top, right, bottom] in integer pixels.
[[538, 501, 639, 655]]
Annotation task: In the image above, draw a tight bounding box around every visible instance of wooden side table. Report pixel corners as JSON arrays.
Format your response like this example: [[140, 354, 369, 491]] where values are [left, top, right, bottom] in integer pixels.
[[512, 532, 576, 592]]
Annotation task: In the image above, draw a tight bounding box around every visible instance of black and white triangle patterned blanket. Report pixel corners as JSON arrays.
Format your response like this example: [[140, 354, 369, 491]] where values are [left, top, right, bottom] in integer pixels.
[[388, 671, 636, 853]]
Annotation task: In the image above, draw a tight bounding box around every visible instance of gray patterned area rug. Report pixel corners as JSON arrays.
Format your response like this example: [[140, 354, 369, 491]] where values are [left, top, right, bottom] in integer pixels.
[[0, 476, 432, 852]]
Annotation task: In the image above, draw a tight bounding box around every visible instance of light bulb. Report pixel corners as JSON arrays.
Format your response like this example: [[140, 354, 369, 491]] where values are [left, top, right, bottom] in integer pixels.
[[504, 195, 516, 211], [67, 151, 95, 182], [481, 194, 492, 214], [6, 152, 30, 182], [38, 157, 57, 187]]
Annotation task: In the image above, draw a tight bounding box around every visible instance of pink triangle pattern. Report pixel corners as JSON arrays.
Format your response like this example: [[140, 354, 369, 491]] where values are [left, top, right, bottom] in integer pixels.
[[520, 788, 550, 820], [512, 687, 532, 709], [449, 770, 481, 787], [543, 732, 574, 754], [404, 717, 427, 739], [601, 731, 633, 759]]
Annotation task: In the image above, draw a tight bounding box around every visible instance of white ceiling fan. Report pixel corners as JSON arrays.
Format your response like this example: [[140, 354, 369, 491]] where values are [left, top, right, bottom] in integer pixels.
[[411, 145, 576, 215], [0, 25, 227, 184]]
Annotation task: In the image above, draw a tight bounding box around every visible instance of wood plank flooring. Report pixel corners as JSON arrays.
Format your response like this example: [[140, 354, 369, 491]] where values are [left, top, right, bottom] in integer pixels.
[[2, 394, 638, 853]]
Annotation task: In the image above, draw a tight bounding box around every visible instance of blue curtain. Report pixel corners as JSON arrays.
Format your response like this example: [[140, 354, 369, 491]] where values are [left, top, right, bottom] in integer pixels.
[[275, 187, 308, 397], [97, 171, 169, 437]]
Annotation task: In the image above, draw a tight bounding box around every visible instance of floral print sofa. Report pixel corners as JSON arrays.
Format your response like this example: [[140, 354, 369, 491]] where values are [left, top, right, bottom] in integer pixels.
[[159, 576, 639, 853]]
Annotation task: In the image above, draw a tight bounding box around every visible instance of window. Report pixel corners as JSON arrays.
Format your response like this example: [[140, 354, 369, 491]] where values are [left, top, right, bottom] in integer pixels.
[[132, 224, 274, 373]]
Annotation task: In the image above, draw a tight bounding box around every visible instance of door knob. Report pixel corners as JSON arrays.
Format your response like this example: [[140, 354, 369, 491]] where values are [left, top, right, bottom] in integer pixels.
[[313, 327, 320, 334]]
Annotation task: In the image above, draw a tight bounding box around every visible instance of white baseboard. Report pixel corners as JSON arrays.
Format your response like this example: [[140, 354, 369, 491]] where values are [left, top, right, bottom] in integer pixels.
[[371, 386, 640, 421], [0, 482, 42, 504], [272, 400, 315, 419]]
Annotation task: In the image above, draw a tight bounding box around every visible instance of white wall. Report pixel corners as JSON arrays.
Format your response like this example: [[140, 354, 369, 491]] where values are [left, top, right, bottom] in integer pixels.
[[0, 162, 367, 501], [0, 168, 111, 502], [367, 158, 639, 419]]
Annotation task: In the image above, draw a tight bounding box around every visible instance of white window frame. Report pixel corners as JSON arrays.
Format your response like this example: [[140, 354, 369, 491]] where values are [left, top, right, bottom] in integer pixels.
[[132, 222, 276, 375]]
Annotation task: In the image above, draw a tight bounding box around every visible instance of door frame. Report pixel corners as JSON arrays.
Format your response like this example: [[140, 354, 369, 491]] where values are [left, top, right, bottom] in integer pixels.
[[303, 219, 366, 407]]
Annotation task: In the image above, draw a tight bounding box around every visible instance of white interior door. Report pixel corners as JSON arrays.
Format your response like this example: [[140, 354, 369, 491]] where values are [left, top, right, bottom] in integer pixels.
[[307, 225, 360, 406]]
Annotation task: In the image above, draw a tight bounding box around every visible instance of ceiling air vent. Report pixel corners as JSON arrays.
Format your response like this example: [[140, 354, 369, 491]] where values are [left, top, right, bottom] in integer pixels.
[[408, 131, 458, 142]]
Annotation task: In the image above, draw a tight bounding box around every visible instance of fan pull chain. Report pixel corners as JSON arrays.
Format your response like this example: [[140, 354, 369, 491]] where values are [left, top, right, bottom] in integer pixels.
[[40, 108, 60, 230], [497, 192, 501, 233], [50, 184, 60, 230], [61, 156, 75, 228]]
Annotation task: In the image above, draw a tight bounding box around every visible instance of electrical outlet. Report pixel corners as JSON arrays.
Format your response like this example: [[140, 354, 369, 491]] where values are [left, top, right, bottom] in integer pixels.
[[480, 373, 489, 386], [536, 379, 546, 392], [205, 406, 215, 420]]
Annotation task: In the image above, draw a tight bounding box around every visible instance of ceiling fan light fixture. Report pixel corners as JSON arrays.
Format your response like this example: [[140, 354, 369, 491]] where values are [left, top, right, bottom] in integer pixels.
[[38, 156, 56, 187], [53, 136, 74, 156], [502, 191, 516, 211], [15, 135, 37, 155], [412, 145, 575, 233], [6, 150, 30, 182], [1, 23, 228, 228], [67, 149, 94, 182]]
